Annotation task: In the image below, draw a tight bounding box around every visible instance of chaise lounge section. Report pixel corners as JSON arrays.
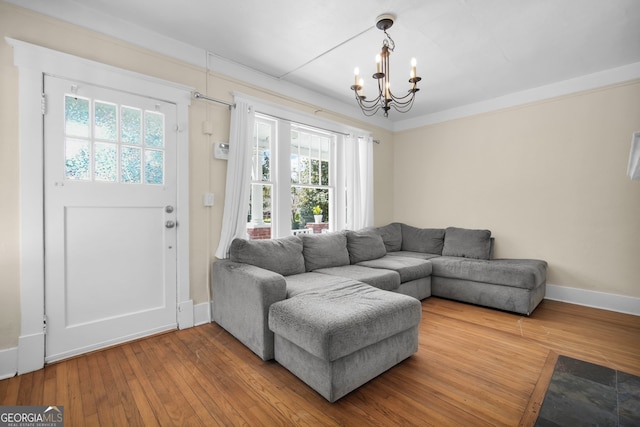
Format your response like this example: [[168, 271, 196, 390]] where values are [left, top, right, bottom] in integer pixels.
[[269, 280, 421, 402], [374, 223, 547, 315]]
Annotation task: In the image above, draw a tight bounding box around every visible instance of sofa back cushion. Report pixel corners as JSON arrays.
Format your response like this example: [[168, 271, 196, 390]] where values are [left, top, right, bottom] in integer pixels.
[[401, 224, 446, 254], [346, 229, 387, 264], [229, 236, 306, 276], [374, 222, 403, 252], [442, 227, 492, 260], [301, 232, 350, 271]]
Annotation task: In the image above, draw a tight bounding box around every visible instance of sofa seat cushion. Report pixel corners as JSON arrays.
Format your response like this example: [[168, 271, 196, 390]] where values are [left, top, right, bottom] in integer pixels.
[[356, 255, 432, 283], [430, 257, 547, 290], [386, 251, 441, 260], [284, 272, 357, 299], [269, 281, 421, 361], [314, 265, 401, 291]]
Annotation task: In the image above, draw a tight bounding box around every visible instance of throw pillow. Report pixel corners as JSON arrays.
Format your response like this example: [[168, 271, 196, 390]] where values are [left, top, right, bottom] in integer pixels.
[[401, 224, 446, 254], [374, 222, 403, 252], [301, 232, 350, 271], [229, 236, 306, 276], [442, 227, 492, 260], [346, 229, 387, 264]]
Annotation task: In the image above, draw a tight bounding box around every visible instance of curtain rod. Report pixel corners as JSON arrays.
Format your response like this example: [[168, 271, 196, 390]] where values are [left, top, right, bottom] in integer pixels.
[[193, 91, 235, 109], [193, 91, 380, 143]]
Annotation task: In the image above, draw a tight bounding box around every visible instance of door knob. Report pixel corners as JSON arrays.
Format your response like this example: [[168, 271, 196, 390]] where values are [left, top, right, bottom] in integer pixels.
[[165, 220, 176, 229]]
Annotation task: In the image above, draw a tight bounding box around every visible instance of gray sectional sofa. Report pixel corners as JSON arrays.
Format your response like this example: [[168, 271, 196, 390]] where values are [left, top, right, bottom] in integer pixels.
[[212, 223, 547, 401]]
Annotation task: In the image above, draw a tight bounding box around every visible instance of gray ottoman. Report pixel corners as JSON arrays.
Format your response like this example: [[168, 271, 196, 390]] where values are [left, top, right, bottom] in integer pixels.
[[268, 281, 421, 402]]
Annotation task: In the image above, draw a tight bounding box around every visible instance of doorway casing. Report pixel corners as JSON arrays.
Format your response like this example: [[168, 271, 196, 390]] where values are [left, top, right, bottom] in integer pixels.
[[7, 37, 194, 375]]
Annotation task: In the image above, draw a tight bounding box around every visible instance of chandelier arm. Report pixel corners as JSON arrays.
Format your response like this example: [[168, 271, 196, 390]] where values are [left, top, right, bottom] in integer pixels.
[[388, 90, 418, 103], [354, 93, 384, 108], [389, 96, 416, 113], [354, 95, 382, 112], [354, 98, 382, 116]]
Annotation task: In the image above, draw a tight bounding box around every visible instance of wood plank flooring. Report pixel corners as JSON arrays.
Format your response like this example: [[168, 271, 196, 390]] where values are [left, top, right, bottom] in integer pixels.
[[1, 297, 639, 426]]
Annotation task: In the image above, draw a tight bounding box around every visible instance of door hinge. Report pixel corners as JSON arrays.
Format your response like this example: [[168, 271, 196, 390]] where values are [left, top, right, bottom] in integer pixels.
[[41, 93, 47, 115], [43, 315, 48, 335]]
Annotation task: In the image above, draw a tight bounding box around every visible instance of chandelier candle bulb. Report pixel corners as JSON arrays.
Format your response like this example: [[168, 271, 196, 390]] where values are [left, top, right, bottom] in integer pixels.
[[358, 78, 364, 97], [411, 58, 417, 78], [354, 67, 359, 86], [376, 54, 381, 74]]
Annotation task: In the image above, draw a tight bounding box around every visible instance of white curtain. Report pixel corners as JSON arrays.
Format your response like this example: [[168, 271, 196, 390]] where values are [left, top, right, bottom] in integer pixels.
[[215, 98, 255, 259], [344, 135, 374, 230]]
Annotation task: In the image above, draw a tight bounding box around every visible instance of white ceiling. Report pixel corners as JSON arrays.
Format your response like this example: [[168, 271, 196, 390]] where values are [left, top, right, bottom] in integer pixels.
[[9, 0, 640, 129]]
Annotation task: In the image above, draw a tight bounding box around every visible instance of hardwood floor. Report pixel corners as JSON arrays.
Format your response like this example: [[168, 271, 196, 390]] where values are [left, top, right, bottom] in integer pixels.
[[2, 297, 639, 426]]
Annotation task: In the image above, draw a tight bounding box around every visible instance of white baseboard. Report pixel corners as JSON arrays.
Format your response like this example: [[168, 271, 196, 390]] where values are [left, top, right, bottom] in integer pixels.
[[545, 284, 640, 316], [194, 301, 212, 326], [17, 332, 44, 375], [0, 346, 18, 380], [178, 300, 194, 330]]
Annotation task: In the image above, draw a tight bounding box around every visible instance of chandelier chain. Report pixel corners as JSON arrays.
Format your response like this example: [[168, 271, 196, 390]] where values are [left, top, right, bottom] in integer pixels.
[[383, 30, 395, 52]]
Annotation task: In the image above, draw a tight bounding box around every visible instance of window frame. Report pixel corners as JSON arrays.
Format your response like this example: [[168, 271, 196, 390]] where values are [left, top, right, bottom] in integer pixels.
[[250, 114, 338, 239]]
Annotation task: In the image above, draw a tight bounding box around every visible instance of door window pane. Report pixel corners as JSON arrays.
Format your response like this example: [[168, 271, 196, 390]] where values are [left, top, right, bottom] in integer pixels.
[[121, 146, 142, 183], [65, 96, 90, 138], [121, 106, 142, 145], [94, 101, 117, 141], [145, 111, 164, 147], [62, 93, 166, 186], [65, 139, 91, 180], [94, 142, 118, 182], [145, 149, 164, 185]]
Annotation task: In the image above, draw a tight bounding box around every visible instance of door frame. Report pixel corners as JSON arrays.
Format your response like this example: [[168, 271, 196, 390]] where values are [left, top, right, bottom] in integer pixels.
[[7, 38, 194, 375]]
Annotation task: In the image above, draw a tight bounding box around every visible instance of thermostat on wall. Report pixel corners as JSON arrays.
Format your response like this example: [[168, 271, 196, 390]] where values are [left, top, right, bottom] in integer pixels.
[[214, 142, 229, 160]]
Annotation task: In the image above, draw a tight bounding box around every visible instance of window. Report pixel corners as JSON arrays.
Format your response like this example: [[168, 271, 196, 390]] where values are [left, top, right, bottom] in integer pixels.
[[248, 115, 336, 239]]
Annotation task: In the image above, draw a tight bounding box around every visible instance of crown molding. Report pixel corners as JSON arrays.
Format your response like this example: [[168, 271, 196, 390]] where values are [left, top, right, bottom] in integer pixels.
[[7, 0, 640, 133], [393, 61, 640, 132]]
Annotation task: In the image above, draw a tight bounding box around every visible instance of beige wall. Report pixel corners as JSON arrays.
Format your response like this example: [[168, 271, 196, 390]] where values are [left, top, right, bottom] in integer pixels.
[[0, 1, 392, 350], [394, 81, 640, 298]]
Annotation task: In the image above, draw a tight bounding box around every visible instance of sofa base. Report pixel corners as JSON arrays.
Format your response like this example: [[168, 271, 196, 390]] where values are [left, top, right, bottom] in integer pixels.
[[396, 276, 431, 300], [274, 326, 418, 402], [432, 276, 545, 315]]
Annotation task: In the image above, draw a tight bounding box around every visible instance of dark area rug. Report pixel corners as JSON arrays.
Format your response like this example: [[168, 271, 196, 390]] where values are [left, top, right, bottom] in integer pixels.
[[535, 355, 640, 426]]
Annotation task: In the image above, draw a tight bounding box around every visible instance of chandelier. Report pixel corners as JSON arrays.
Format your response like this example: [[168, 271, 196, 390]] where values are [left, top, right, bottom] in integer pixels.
[[350, 14, 421, 117]]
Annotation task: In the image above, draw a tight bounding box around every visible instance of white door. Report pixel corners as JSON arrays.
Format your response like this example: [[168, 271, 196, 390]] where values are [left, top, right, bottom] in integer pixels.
[[44, 75, 178, 362]]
